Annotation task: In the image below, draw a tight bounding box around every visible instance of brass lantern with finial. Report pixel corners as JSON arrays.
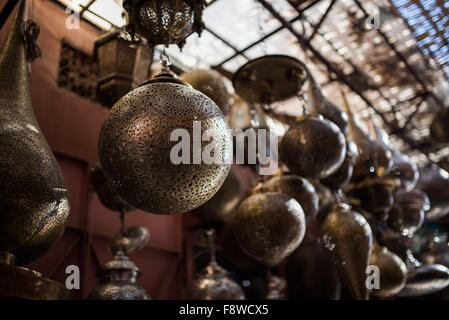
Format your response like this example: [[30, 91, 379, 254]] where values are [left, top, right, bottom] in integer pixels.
[[188, 229, 245, 300], [88, 221, 151, 300], [123, 0, 206, 49]]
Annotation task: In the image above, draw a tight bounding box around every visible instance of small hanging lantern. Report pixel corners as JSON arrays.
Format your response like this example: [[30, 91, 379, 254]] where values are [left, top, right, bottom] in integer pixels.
[[88, 216, 151, 300], [94, 29, 153, 108], [188, 230, 245, 300], [123, 0, 206, 49]]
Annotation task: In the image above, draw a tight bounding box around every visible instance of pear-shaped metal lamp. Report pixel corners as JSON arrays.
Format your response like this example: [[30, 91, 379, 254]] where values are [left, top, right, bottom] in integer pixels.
[[320, 203, 373, 300], [0, 0, 70, 265], [306, 72, 349, 136], [341, 90, 392, 181]]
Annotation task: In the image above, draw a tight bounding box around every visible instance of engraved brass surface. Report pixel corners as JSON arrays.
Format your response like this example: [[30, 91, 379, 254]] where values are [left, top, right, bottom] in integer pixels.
[[98, 72, 232, 215], [280, 116, 346, 180], [233, 55, 307, 104], [0, 0, 70, 265]]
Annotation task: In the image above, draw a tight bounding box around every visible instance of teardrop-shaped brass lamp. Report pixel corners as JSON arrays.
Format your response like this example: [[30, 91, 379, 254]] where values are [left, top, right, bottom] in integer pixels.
[[181, 69, 234, 115], [306, 73, 349, 136], [373, 125, 419, 191], [320, 203, 373, 300], [231, 192, 306, 266], [369, 242, 407, 298], [280, 115, 346, 180], [98, 70, 232, 215], [342, 91, 392, 181], [0, 0, 70, 265]]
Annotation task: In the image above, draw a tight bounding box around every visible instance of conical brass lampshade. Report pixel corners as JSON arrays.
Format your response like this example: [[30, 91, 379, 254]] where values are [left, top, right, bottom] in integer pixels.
[[0, 0, 70, 265]]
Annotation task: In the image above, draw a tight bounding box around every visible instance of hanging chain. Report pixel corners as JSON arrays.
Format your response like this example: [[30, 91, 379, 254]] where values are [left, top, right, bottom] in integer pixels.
[[160, 47, 172, 71], [206, 229, 216, 263]]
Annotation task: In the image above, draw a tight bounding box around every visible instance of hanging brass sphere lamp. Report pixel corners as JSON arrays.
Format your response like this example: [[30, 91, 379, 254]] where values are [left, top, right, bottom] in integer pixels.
[[181, 69, 234, 115], [98, 56, 232, 215], [230, 192, 306, 266], [280, 115, 346, 180], [255, 174, 319, 222], [188, 229, 245, 300], [123, 0, 206, 49]]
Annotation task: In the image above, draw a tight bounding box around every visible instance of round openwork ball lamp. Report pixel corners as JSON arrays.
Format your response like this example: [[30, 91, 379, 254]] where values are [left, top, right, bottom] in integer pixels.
[[98, 70, 232, 215]]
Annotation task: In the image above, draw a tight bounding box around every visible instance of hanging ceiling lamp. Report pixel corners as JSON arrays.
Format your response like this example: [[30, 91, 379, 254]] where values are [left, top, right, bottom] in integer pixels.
[[256, 174, 319, 223], [280, 115, 346, 180], [88, 222, 151, 300], [181, 69, 234, 115], [94, 30, 153, 108], [230, 192, 306, 266], [416, 165, 449, 221], [342, 90, 393, 181], [369, 242, 407, 298], [306, 72, 349, 136], [320, 203, 373, 300], [188, 230, 245, 300], [123, 0, 206, 49], [98, 62, 232, 215], [0, 0, 70, 266]]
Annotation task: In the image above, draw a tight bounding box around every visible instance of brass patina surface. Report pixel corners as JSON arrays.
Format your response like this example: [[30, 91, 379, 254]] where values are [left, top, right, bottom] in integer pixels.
[[181, 69, 234, 115], [398, 263, 449, 297], [190, 168, 242, 222], [0, 262, 69, 300], [259, 175, 319, 222], [88, 250, 151, 300], [123, 0, 205, 49], [111, 226, 150, 256], [307, 73, 349, 136], [320, 203, 373, 300], [280, 116, 346, 180], [231, 192, 306, 265], [98, 72, 232, 215], [187, 262, 245, 300], [369, 243, 407, 298], [233, 55, 307, 104], [0, 0, 70, 265], [323, 141, 359, 190]]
